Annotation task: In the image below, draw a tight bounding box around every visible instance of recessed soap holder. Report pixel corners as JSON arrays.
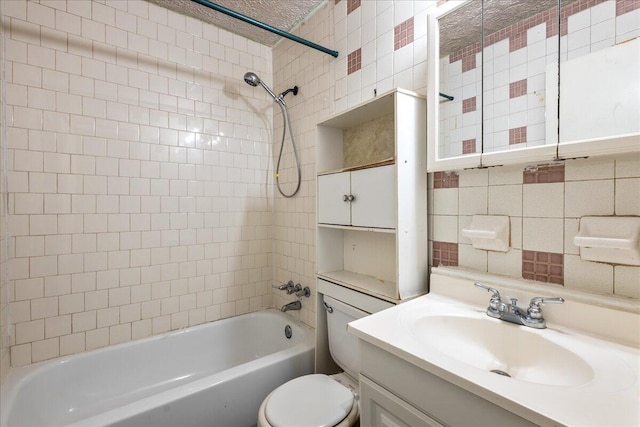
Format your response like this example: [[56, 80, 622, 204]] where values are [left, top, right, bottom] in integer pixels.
[[461, 215, 510, 252], [574, 216, 640, 266]]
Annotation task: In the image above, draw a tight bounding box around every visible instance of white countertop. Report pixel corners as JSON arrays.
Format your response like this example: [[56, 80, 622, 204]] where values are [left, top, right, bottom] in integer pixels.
[[348, 270, 640, 426]]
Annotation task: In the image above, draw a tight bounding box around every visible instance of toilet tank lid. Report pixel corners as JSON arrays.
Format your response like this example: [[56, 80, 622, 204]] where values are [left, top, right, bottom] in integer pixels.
[[265, 374, 354, 427], [324, 295, 369, 318]]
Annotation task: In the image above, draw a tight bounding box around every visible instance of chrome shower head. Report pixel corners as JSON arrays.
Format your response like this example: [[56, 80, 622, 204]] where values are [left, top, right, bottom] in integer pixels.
[[243, 72, 260, 87], [243, 71, 279, 103]]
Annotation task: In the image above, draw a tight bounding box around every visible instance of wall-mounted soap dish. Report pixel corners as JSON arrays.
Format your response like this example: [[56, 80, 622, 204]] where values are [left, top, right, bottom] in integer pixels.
[[574, 216, 640, 266], [461, 215, 510, 252]]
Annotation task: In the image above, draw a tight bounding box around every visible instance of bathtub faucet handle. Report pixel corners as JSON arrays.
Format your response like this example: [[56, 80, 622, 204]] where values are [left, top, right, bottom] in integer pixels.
[[295, 284, 311, 298], [273, 281, 295, 293]]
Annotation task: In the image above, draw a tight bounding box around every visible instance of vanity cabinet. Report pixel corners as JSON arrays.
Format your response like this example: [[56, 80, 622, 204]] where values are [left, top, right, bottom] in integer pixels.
[[318, 165, 395, 229], [360, 376, 443, 427], [316, 88, 427, 302], [359, 341, 537, 427]]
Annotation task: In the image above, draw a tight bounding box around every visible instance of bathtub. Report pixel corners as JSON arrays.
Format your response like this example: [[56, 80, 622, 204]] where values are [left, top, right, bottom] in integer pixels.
[[0, 309, 314, 427]]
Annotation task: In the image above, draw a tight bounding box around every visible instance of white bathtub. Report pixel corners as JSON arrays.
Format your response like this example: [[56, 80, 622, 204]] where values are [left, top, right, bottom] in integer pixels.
[[0, 309, 314, 427]]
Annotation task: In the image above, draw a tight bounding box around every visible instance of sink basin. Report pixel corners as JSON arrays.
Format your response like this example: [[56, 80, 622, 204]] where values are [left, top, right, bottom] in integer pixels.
[[349, 276, 640, 427], [407, 314, 594, 387]]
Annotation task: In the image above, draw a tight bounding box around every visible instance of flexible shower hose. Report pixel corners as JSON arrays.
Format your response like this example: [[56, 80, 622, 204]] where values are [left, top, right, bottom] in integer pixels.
[[274, 100, 301, 198]]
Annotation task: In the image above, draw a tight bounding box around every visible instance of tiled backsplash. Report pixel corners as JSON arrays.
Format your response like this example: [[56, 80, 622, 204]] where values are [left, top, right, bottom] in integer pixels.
[[432, 241, 458, 267], [522, 250, 564, 285], [428, 155, 640, 298], [433, 171, 459, 189], [523, 163, 565, 183]]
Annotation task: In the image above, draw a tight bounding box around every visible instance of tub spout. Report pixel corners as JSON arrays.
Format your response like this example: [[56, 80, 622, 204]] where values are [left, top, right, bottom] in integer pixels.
[[281, 301, 302, 312]]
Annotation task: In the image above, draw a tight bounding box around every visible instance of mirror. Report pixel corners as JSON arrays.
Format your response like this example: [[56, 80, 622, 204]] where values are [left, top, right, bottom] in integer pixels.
[[481, 0, 559, 158], [555, 0, 640, 157], [436, 1, 483, 162], [428, 0, 561, 171], [429, 0, 639, 171]]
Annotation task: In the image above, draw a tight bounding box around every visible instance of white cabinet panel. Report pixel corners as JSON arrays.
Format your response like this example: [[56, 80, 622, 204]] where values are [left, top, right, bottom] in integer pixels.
[[360, 341, 537, 427], [360, 376, 444, 427], [318, 172, 351, 226], [351, 165, 396, 228], [555, 38, 640, 158], [316, 89, 427, 303], [318, 166, 396, 229]]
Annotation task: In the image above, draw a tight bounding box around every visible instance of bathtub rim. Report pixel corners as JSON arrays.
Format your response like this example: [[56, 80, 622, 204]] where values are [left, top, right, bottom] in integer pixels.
[[0, 308, 314, 427], [66, 336, 314, 427]]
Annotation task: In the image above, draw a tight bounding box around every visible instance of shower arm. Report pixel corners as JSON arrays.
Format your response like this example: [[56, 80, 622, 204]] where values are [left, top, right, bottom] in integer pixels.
[[279, 86, 299, 99], [191, 0, 339, 58]]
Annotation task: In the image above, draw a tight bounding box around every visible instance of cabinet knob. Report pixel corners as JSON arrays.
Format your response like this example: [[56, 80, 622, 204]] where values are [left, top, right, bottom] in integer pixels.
[[343, 194, 349, 202], [347, 195, 355, 202]]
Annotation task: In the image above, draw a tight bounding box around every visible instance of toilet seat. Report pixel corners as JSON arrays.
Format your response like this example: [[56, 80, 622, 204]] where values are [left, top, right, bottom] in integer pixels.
[[260, 374, 358, 427]]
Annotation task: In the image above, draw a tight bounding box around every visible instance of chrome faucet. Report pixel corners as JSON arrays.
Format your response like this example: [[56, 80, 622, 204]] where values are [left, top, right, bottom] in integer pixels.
[[273, 281, 296, 294], [281, 300, 302, 312], [273, 281, 311, 298], [474, 282, 564, 329]]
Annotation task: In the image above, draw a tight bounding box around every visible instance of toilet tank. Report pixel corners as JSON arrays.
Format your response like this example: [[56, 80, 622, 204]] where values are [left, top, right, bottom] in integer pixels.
[[324, 295, 369, 379]]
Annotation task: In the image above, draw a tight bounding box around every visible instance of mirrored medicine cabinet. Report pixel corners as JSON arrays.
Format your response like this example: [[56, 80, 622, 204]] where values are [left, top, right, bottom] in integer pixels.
[[427, 0, 640, 172]]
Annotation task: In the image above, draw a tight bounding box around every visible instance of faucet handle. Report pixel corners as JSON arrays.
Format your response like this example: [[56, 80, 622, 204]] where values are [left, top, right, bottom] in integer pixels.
[[295, 285, 311, 298], [529, 296, 564, 307], [527, 296, 564, 320], [474, 282, 502, 315], [273, 280, 295, 292], [474, 282, 501, 301]]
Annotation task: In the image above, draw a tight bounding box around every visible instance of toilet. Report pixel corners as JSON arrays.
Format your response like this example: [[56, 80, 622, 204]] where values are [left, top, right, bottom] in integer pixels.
[[257, 295, 367, 427]]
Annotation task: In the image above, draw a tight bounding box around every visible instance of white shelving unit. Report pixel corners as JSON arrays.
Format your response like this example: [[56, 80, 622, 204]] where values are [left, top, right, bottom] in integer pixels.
[[316, 89, 428, 303]]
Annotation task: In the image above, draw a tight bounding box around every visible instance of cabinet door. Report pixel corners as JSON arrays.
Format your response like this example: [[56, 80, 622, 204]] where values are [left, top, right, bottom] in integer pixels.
[[350, 165, 396, 228], [556, 37, 640, 158], [318, 172, 351, 225], [360, 376, 444, 427]]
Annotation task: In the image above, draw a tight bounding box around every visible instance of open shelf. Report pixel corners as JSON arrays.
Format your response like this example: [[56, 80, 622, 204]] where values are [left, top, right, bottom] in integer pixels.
[[316, 88, 428, 302], [317, 271, 399, 304], [317, 158, 396, 176], [317, 223, 396, 234]]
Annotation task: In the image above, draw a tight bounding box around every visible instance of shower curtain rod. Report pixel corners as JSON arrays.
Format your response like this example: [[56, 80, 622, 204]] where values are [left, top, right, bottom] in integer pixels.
[[191, 0, 340, 58]]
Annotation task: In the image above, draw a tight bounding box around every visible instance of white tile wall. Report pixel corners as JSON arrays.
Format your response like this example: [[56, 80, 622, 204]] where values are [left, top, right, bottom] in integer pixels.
[[564, 254, 614, 294], [565, 180, 615, 217], [615, 178, 640, 215], [614, 266, 640, 299], [0, 45, 9, 380], [522, 218, 564, 253], [2, 0, 639, 376], [523, 182, 563, 218], [488, 184, 523, 217], [3, 0, 274, 367]]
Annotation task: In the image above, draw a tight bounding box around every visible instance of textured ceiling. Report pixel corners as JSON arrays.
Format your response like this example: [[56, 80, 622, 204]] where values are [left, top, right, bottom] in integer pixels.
[[146, 0, 324, 47], [439, 0, 578, 57]]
